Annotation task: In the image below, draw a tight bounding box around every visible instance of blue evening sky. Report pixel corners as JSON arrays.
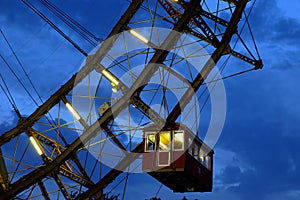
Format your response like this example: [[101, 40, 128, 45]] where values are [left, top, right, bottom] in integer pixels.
[[0, 1, 300, 200]]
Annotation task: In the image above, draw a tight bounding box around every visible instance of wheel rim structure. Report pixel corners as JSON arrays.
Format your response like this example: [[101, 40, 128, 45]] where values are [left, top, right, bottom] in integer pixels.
[[0, 0, 262, 199]]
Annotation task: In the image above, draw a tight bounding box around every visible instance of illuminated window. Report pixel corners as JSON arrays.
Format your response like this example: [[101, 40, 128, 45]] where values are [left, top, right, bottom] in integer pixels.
[[173, 130, 184, 150], [145, 133, 156, 151], [159, 131, 171, 151]]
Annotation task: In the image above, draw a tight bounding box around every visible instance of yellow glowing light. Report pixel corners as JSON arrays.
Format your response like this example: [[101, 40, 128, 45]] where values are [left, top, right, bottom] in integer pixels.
[[29, 136, 43, 156], [66, 102, 81, 120], [112, 87, 118, 93], [159, 132, 170, 151], [129, 29, 149, 44], [102, 70, 119, 86], [159, 142, 169, 151]]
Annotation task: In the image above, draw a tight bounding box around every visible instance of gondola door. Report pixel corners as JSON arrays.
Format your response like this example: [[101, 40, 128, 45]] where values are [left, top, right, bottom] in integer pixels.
[[158, 131, 171, 166]]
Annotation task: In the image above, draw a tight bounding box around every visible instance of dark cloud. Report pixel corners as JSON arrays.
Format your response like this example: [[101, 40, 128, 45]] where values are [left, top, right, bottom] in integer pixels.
[[247, 0, 300, 71], [213, 63, 300, 199], [216, 165, 242, 186], [0, 110, 19, 133]]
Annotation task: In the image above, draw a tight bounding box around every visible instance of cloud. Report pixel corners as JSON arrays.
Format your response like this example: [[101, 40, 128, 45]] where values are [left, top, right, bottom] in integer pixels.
[[247, 0, 300, 71], [0, 110, 18, 133], [213, 63, 300, 199], [210, 1, 300, 195]]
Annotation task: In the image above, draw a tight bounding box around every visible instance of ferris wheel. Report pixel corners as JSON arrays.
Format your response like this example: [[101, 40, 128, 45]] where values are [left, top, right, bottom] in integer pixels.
[[0, 0, 262, 199]]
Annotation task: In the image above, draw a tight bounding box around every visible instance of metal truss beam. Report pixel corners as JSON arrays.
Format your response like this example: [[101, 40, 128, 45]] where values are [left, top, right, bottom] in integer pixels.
[[189, 29, 261, 67], [95, 63, 165, 152], [158, 0, 180, 21], [33, 129, 94, 187], [94, 56, 167, 152], [78, 9, 253, 199], [71, 154, 94, 185], [0, 1, 253, 199], [192, 15, 220, 46], [161, 0, 260, 68], [95, 61, 165, 128], [58, 166, 93, 188], [179, 0, 229, 27], [76, 141, 145, 200], [38, 181, 50, 200], [197, 8, 229, 27], [52, 173, 72, 200], [33, 129, 65, 151], [130, 96, 165, 126], [230, 49, 263, 68], [222, 0, 239, 5], [0, 148, 8, 192], [167, 0, 249, 122], [0, 0, 144, 146], [102, 125, 128, 152], [160, 1, 221, 48], [76, 0, 201, 198], [76, 4, 250, 198], [0, 1, 145, 199]]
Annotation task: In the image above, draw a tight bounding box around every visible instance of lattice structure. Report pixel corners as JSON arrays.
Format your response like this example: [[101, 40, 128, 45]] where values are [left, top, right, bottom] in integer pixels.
[[0, 0, 262, 199]]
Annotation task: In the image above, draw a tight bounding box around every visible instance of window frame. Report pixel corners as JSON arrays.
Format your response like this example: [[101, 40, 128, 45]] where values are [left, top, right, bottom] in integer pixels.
[[173, 130, 184, 151], [158, 131, 171, 152], [145, 132, 157, 152]]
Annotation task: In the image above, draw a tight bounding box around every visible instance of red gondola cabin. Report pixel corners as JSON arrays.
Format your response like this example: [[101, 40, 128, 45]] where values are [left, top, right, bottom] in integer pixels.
[[142, 123, 214, 192]]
